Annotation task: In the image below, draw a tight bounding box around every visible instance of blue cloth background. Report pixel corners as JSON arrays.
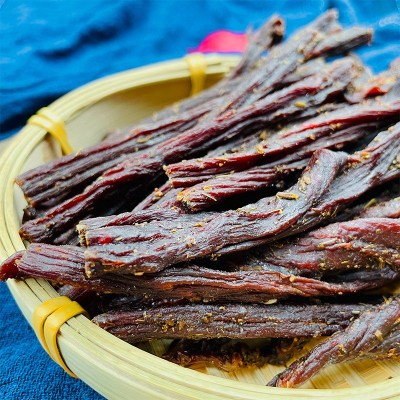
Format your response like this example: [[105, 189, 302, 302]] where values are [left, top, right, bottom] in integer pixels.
[[0, 1, 399, 398]]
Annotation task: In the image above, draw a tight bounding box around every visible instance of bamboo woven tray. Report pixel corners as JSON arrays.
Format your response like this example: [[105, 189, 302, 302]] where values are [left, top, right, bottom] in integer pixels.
[[0, 55, 399, 400]]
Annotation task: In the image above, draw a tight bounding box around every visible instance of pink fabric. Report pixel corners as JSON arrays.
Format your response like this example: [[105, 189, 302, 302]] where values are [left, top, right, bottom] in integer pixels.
[[192, 30, 248, 53]]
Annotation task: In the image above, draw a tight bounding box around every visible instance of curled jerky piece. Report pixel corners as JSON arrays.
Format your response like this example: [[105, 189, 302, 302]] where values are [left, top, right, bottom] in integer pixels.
[[268, 296, 400, 388], [92, 301, 372, 343]]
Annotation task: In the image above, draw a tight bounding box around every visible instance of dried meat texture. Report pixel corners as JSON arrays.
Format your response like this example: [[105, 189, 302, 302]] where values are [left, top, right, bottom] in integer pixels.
[[174, 122, 382, 211], [92, 301, 372, 343], [18, 112, 204, 210], [346, 57, 400, 104], [228, 15, 284, 79], [165, 98, 400, 182], [82, 123, 400, 275], [0, 251, 24, 281], [358, 197, 400, 219], [268, 296, 400, 388], [163, 338, 308, 370], [82, 149, 347, 275], [257, 218, 400, 275], [176, 162, 304, 212], [216, 123, 400, 254], [306, 27, 372, 59], [3, 243, 397, 302]]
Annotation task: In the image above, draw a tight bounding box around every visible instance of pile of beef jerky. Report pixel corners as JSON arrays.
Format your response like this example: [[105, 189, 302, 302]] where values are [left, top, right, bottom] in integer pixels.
[[1, 10, 399, 388]]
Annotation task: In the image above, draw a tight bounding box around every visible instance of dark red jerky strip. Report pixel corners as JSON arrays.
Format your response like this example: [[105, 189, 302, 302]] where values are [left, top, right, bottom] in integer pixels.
[[20, 157, 163, 243], [165, 99, 400, 181], [212, 10, 338, 113], [91, 301, 371, 343], [259, 218, 400, 274], [77, 209, 212, 243], [346, 57, 400, 104], [216, 123, 400, 255], [82, 149, 346, 275], [358, 197, 400, 219], [306, 27, 373, 59], [368, 324, 400, 359], [176, 161, 306, 212], [18, 111, 204, 208], [175, 122, 383, 211], [228, 15, 284, 79], [162, 338, 308, 369], [301, 123, 400, 225], [202, 101, 344, 163], [0, 251, 24, 281], [132, 181, 174, 211], [169, 115, 357, 188], [3, 244, 397, 301], [158, 57, 356, 165], [268, 296, 400, 388]]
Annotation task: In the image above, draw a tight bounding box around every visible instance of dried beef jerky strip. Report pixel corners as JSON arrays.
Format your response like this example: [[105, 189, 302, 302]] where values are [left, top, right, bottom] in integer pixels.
[[346, 57, 400, 104], [280, 58, 327, 86], [132, 181, 182, 212], [212, 10, 339, 112], [170, 108, 351, 188], [131, 181, 172, 211], [92, 301, 372, 343], [216, 123, 400, 255], [175, 122, 381, 210], [101, 266, 397, 303], [306, 26, 373, 59], [3, 244, 397, 302], [18, 109, 206, 209], [77, 208, 212, 240], [163, 338, 308, 370], [358, 197, 400, 219], [228, 15, 284, 79], [258, 218, 400, 275], [0, 251, 23, 281], [190, 102, 344, 169], [166, 326, 400, 371], [368, 324, 400, 359], [217, 12, 371, 113], [268, 296, 400, 388], [82, 149, 346, 275], [177, 161, 305, 211], [165, 99, 400, 182], [20, 59, 355, 244]]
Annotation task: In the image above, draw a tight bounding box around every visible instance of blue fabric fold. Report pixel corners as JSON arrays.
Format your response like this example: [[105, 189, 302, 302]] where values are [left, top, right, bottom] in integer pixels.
[[0, 1, 399, 398]]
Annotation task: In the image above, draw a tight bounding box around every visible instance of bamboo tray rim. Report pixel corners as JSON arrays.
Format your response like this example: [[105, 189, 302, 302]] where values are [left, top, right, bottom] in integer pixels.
[[1, 54, 399, 400]]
